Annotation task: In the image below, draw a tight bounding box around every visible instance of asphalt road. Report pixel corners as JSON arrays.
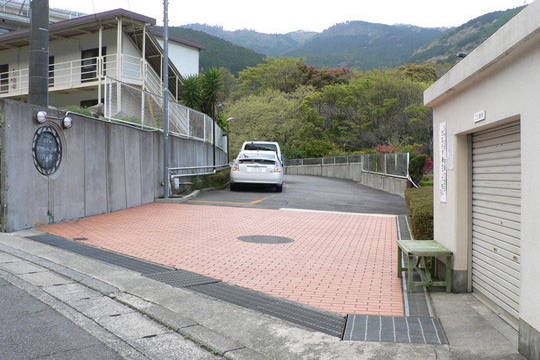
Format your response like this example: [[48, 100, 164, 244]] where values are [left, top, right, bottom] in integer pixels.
[[0, 276, 121, 360], [189, 175, 407, 215]]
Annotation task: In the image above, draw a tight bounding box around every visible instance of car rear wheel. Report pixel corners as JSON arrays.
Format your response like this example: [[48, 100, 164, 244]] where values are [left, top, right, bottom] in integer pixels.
[[275, 184, 283, 193], [230, 184, 237, 191]]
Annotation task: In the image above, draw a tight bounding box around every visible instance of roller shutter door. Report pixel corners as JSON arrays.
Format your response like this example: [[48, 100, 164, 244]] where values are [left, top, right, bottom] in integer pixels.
[[471, 121, 521, 319]]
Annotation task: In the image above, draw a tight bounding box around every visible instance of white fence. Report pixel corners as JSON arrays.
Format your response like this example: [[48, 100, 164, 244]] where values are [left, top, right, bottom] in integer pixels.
[[286, 153, 409, 178], [103, 76, 227, 150]]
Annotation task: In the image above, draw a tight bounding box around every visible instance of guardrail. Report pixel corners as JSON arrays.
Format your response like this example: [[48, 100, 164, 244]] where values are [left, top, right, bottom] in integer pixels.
[[169, 164, 230, 192], [169, 164, 230, 180], [286, 153, 409, 178]]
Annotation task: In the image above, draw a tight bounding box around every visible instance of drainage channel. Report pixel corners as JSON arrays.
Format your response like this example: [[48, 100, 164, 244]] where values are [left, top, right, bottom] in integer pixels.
[[26, 233, 345, 337], [27, 229, 447, 345]]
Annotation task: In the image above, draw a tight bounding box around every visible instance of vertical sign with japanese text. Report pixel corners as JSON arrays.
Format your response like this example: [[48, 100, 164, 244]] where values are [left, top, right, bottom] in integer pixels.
[[439, 122, 448, 203]]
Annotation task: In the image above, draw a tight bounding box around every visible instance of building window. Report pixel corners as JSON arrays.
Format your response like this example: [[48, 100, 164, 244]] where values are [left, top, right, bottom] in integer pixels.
[[0, 64, 8, 93], [48, 56, 54, 87], [81, 47, 106, 82]]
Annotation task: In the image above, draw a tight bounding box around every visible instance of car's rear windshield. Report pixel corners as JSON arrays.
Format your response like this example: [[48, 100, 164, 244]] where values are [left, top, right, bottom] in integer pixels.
[[239, 152, 276, 160], [239, 159, 276, 165], [243, 143, 278, 152]]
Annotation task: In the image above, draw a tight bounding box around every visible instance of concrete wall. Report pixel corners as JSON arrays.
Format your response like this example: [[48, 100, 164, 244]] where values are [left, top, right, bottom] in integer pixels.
[[285, 163, 409, 197], [425, 2, 540, 357], [0, 100, 226, 232]]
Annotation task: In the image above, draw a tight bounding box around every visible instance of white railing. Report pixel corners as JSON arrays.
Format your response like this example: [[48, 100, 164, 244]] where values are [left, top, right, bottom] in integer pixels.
[[103, 76, 227, 152], [286, 153, 410, 178], [0, 53, 167, 99]]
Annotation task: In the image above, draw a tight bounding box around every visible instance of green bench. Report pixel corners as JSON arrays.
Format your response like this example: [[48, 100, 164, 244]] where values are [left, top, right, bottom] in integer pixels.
[[397, 240, 453, 293]]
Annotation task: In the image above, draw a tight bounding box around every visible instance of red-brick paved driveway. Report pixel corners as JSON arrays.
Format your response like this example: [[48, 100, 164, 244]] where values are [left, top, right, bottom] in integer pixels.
[[41, 203, 403, 316]]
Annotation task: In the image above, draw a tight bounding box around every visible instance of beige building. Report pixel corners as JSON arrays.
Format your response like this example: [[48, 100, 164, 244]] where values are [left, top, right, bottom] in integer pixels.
[[425, 2, 540, 358]]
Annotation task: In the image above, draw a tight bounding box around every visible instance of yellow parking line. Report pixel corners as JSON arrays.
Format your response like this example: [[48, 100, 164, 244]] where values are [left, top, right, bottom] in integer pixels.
[[188, 200, 252, 205], [188, 195, 274, 206], [250, 195, 273, 205]]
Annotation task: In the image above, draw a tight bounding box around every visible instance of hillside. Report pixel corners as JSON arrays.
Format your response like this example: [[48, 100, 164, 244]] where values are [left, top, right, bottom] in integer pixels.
[[411, 7, 525, 64], [166, 27, 266, 74], [184, 24, 316, 56], [286, 22, 443, 69], [182, 6, 525, 70]]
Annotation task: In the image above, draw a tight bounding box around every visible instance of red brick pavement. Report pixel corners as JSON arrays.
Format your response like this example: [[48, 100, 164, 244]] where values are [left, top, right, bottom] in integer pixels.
[[40, 203, 404, 316]]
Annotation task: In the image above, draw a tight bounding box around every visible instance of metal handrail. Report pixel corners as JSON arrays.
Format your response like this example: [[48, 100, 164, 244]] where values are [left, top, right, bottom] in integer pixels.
[[169, 164, 230, 179]]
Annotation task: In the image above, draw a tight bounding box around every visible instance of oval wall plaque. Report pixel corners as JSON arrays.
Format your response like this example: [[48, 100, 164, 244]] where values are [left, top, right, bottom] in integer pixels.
[[32, 125, 63, 176]]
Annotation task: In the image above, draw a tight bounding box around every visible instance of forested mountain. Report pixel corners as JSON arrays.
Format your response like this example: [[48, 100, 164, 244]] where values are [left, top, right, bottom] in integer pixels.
[[166, 27, 265, 74], [411, 6, 525, 64], [183, 24, 316, 56], [181, 7, 524, 71], [286, 22, 443, 69]]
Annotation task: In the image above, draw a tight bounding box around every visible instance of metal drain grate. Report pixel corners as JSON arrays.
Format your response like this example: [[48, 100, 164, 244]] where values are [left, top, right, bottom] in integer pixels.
[[27, 234, 171, 275], [237, 235, 294, 244], [145, 270, 220, 288], [191, 282, 346, 337], [397, 215, 412, 240], [27, 232, 448, 344], [342, 315, 447, 344]]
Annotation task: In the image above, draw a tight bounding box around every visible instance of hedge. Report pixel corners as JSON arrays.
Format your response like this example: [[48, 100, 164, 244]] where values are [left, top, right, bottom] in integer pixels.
[[405, 186, 433, 240]]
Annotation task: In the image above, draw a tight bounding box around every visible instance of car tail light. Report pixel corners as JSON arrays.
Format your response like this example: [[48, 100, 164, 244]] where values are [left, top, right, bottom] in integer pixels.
[[273, 166, 282, 173], [232, 163, 240, 172]]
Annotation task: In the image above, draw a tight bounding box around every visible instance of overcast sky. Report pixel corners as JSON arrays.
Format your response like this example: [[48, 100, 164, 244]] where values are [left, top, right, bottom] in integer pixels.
[[50, 0, 533, 33]]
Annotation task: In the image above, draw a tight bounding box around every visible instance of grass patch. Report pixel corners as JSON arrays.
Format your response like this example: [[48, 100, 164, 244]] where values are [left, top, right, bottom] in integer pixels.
[[61, 105, 95, 117], [405, 186, 433, 240]]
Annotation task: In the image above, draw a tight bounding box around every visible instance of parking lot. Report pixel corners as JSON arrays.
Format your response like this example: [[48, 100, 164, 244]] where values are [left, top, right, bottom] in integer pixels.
[[41, 175, 406, 316]]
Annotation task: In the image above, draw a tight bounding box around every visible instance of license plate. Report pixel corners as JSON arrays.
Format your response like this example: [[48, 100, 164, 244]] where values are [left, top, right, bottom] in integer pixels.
[[247, 167, 264, 173]]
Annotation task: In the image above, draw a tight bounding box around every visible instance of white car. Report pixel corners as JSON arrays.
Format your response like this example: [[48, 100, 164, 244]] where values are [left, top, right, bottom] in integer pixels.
[[240, 141, 283, 165], [230, 150, 284, 192]]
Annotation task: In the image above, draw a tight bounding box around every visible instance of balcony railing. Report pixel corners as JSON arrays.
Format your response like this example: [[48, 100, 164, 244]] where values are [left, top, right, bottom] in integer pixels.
[[0, 54, 168, 98]]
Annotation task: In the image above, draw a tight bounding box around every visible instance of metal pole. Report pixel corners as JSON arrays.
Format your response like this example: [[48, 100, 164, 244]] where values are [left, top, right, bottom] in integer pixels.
[[98, 25, 103, 104], [116, 17, 122, 112], [141, 24, 146, 128], [162, 0, 170, 198], [212, 118, 216, 166], [226, 132, 230, 163], [29, 0, 49, 106]]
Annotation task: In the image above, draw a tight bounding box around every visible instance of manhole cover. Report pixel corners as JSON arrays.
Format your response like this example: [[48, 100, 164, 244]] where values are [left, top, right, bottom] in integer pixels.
[[238, 235, 294, 244]]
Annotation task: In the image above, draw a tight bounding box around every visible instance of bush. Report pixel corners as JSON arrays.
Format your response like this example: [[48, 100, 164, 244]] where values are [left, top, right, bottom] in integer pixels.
[[405, 186, 433, 240], [408, 154, 428, 185]]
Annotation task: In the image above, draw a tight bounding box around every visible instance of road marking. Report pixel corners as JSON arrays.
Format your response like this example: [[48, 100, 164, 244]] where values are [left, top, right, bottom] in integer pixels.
[[188, 200, 254, 205], [188, 195, 274, 206], [250, 195, 274, 205], [279, 208, 396, 217]]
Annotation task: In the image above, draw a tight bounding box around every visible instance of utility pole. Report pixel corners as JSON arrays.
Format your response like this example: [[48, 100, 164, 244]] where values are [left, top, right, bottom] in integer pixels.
[[29, 0, 49, 106], [162, 0, 170, 198]]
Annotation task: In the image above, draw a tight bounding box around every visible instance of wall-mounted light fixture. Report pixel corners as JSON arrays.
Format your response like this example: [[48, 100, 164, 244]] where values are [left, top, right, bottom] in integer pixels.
[[34, 110, 75, 130], [62, 116, 73, 129], [35, 111, 48, 124]]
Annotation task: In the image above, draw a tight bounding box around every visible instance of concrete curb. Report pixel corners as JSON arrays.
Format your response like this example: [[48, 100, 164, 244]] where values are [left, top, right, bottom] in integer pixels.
[[155, 190, 201, 204], [0, 233, 454, 360], [0, 240, 269, 359]]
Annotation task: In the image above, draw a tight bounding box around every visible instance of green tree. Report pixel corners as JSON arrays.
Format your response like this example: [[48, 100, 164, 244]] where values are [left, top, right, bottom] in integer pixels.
[[200, 67, 224, 119], [233, 57, 305, 98], [179, 75, 202, 109]]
